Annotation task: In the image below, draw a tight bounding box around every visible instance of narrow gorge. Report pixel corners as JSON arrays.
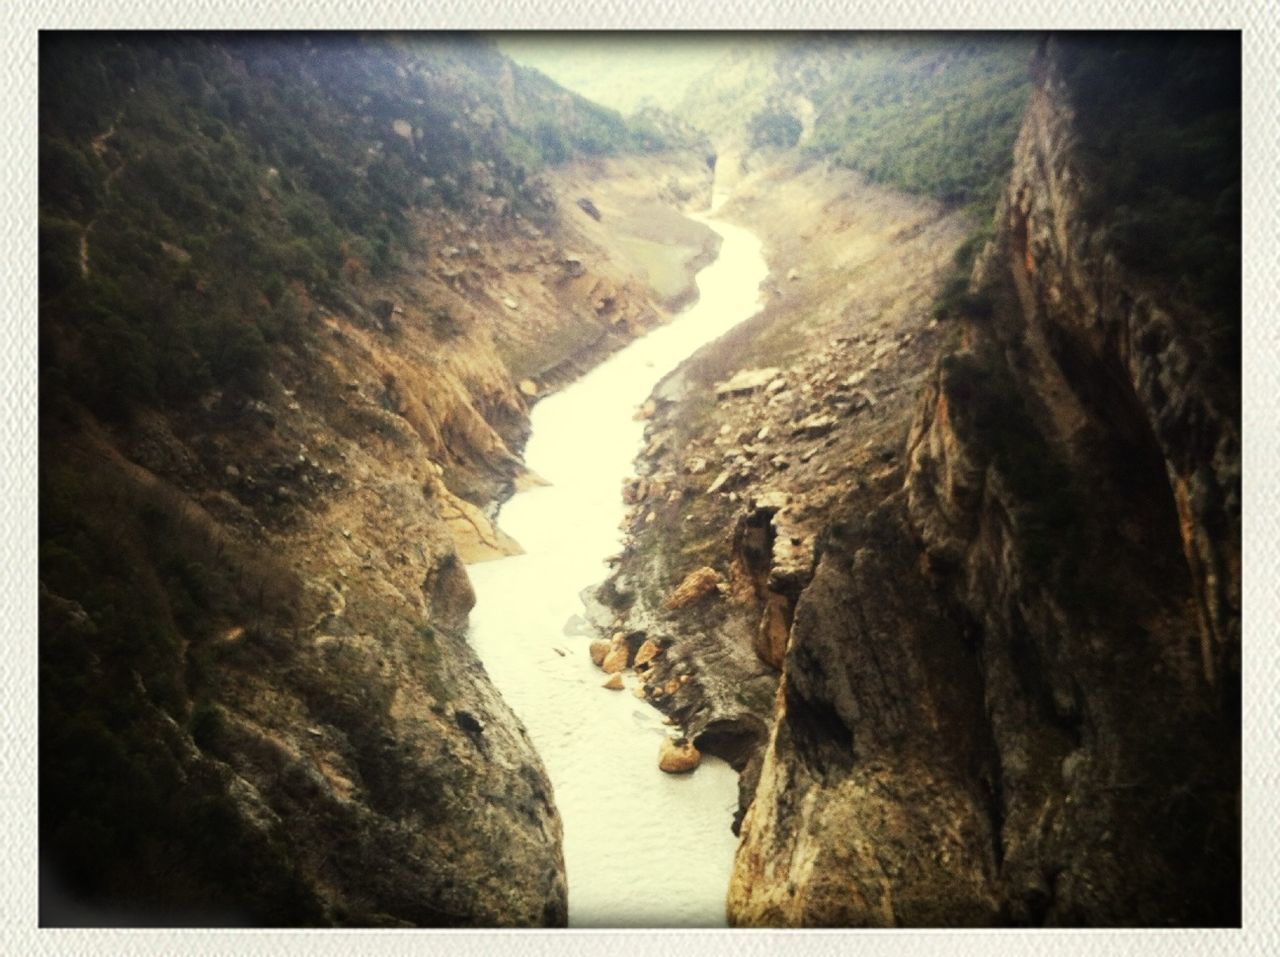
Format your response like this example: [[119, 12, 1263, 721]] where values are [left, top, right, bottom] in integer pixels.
[[38, 32, 1239, 929]]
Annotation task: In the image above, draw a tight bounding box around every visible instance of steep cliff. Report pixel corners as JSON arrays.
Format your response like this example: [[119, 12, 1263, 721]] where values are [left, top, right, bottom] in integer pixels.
[[39, 33, 713, 926], [729, 35, 1239, 926]]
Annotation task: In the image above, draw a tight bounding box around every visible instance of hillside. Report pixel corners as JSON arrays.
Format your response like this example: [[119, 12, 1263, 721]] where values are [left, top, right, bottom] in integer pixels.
[[38, 31, 716, 926]]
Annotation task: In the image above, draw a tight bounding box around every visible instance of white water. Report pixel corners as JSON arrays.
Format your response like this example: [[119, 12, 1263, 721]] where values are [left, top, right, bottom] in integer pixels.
[[466, 212, 768, 927]]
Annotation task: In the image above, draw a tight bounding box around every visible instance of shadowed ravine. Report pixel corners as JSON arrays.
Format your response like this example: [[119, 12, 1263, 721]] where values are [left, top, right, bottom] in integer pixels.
[[466, 211, 767, 927]]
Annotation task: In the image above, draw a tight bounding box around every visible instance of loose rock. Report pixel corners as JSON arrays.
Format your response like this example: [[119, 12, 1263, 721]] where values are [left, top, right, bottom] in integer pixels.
[[602, 642, 630, 674], [589, 639, 611, 667], [658, 738, 701, 774], [634, 638, 662, 668], [663, 567, 723, 611]]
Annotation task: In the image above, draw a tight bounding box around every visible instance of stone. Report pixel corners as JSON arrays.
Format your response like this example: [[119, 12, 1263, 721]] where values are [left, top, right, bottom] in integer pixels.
[[792, 413, 837, 439], [634, 638, 662, 668], [589, 639, 611, 667], [519, 379, 539, 398], [715, 367, 782, 399], [602, 673, 624, 691], [602, 642, 630, 674], [658, 738, 701, 774], [503, 297, 519, 310], [663, 566, 723, 611]]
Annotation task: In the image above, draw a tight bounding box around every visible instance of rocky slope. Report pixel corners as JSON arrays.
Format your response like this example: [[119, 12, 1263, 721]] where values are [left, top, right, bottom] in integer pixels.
[[596, 35, 1239, 927], [727, 38, 1239, 926], [594, 159, 971, 816], [39, 33, 713, 926]]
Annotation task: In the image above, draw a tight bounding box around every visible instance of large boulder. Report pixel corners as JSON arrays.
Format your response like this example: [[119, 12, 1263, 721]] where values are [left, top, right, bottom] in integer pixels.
[[659, 738, 701, 774], [634, 638, 662, 668], [589, 639, 612, 667], [663, 566, 723, 611], [715, 367, 781, 399], [601, 642, 630, 674]]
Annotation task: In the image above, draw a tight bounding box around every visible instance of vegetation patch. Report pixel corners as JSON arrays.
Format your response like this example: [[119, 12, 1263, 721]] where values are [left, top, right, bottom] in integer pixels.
[[1055, 33, 1240, 381], [799, 34, 1033, 215]]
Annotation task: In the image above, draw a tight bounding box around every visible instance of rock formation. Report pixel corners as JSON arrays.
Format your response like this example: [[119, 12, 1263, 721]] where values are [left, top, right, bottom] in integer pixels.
[[728, 37, 1239, 927]]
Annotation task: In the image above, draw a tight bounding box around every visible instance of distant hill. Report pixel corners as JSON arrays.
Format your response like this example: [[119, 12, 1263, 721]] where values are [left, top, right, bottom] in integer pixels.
[[494, 32, 737, 117]]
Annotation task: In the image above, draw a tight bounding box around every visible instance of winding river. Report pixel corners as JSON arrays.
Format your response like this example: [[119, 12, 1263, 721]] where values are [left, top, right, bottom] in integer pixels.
[[466, 209, 768, 927]]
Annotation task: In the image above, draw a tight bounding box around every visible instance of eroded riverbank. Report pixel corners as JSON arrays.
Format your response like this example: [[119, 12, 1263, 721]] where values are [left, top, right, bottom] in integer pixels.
[[466, 213, 767, 927]]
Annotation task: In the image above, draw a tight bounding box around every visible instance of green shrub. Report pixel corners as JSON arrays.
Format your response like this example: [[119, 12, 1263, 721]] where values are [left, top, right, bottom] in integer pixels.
[[749, 108, 803, 149], [1057, 33, 1239, 360], [800, 35, 1033, 215]]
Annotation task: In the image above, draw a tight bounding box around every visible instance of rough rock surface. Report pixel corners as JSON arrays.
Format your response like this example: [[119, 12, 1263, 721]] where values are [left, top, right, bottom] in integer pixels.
[[729, 42, 1239, 927]]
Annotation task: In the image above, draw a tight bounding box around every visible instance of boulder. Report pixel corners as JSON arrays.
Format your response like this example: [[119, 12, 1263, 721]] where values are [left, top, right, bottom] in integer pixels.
[[792, 413, 837, 439], [634, 639, 662, 668], [663, 567, 723, 611], [602, 673, 624, 691], [602, 642, 630, 674], [715, 367, 781, 399], [659, 738, 701, 774], [589, 639, 612, 667]]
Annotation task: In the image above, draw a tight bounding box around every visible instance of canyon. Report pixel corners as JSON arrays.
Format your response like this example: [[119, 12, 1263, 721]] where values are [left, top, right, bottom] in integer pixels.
[[37, 32, 1239, 928]]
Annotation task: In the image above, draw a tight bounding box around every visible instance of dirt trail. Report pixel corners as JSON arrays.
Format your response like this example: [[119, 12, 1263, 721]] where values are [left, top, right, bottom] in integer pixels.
[[79, 112, 126, 278]]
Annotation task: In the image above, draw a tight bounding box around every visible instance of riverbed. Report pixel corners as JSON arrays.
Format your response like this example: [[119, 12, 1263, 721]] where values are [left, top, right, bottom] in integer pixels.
[[465, 211, 767, 927]]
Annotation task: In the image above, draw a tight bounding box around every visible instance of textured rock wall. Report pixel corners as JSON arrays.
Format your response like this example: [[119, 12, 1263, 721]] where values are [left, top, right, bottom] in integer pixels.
[[729, 42, 1239, 927]]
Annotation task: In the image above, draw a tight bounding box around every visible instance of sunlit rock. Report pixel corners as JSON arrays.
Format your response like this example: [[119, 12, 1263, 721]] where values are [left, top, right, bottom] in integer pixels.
[[659, 738, 701, 774]]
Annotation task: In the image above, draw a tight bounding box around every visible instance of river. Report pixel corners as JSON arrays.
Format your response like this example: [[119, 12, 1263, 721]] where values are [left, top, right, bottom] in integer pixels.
[[465, 210, 768, 927]]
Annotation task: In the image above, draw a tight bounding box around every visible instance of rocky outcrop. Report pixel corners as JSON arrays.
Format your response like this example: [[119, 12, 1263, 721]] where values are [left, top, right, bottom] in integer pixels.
[[729, 39, 1239, 927]]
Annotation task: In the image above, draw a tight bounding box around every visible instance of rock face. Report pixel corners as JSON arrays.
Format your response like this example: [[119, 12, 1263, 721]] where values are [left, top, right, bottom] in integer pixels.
[[729, 39, 1239, 927]]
